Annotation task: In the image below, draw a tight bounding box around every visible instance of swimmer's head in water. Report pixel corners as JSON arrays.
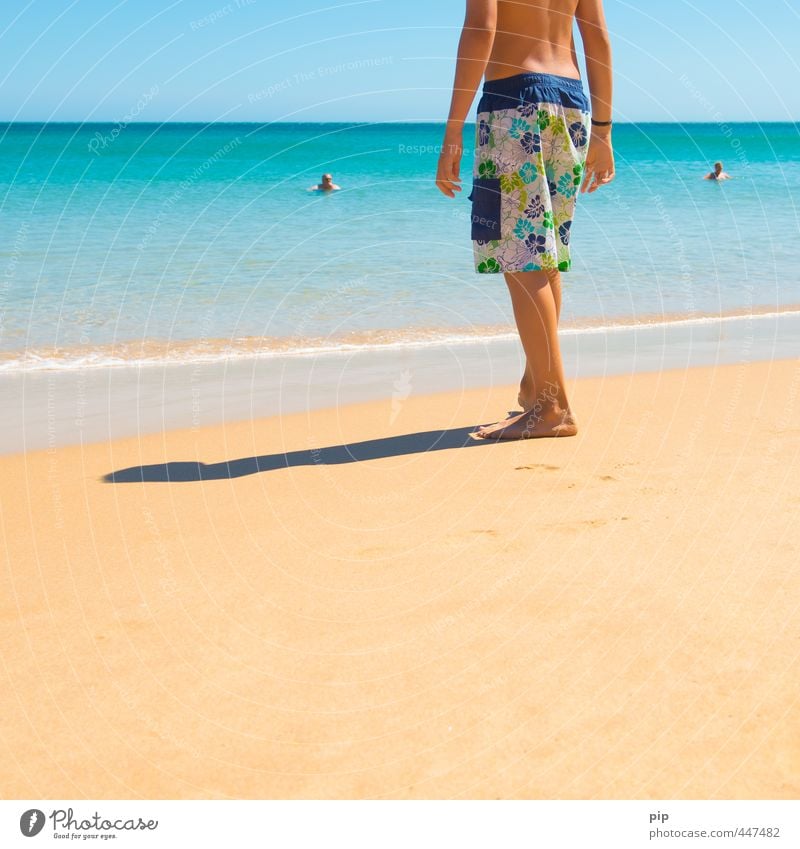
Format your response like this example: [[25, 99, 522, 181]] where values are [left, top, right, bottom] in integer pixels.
[[714, 161, 723, 172], [321, 173, 333, 185]]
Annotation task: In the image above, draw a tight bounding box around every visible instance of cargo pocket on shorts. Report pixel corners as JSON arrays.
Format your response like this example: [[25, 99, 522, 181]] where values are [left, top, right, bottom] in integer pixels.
[[469, 177, 502, 241]]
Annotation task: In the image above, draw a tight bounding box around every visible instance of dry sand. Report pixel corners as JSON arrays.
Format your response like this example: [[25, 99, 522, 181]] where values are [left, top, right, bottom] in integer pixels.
[[1, 358, 799, 799]]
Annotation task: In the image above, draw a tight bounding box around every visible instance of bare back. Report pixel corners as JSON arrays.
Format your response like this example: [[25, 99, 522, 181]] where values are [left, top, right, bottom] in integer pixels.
[[486, 0, 581, 81]]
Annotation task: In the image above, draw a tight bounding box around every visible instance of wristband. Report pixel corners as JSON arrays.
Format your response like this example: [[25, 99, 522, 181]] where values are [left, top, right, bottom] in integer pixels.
[[591, 118, 612, 127]]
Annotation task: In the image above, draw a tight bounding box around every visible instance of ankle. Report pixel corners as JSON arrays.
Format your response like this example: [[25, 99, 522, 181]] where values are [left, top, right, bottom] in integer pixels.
[[533, 382, 562, 408]]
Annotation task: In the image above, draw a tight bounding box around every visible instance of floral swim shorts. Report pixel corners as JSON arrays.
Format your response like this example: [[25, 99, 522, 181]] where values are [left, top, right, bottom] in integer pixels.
[[468, 72, 591, 274]]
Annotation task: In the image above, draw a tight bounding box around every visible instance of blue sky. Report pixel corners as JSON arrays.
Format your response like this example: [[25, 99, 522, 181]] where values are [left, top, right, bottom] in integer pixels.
[[1, 0, 798, 122]]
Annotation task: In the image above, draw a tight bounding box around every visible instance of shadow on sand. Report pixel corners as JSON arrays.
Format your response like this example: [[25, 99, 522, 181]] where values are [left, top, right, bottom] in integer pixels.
[[102, 425, 492, 483]]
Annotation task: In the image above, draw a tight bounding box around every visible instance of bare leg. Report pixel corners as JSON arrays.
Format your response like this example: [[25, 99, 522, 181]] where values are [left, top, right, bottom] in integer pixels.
[[476, 269, 576, 440], [519, 269, 561, 409]]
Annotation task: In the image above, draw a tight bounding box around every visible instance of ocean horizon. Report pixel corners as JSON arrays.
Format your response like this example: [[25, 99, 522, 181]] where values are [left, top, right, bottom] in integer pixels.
[[2, 120, 798, 372], [6, 119, 799, 124]]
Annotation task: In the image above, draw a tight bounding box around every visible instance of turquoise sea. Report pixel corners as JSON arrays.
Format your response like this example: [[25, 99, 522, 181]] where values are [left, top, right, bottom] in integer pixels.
[[1, 121, 799, 370]]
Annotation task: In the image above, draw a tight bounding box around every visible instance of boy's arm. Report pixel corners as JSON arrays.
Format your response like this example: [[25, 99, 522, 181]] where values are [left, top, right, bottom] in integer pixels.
[[576, 0, 615, 193], [436, 0, 497, 197], [444, 0, 497, 130], [576, 0, 613, 125]]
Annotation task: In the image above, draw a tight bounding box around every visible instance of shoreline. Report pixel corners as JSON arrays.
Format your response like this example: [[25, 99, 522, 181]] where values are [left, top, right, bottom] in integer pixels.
[[1, 308, 798, 456], [1, 358, 798, 798], [2, 303, 799, 373]]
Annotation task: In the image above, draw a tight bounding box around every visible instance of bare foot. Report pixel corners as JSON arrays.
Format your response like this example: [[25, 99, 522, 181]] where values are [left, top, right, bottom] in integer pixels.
[[473, 405, 577, 440]]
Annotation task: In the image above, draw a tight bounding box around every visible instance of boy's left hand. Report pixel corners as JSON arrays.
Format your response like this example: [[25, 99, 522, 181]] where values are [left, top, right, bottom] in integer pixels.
[[581, 133, 615, 194], [435, 134, 463, 198]]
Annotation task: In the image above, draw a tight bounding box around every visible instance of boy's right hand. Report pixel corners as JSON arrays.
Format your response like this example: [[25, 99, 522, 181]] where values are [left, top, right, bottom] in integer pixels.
[[581, 133, 615, 193]]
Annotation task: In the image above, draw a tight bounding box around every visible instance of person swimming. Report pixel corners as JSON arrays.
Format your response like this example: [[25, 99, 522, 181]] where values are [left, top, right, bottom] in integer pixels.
[[704, 161, 732, 181], [308, 173, 341, 192]]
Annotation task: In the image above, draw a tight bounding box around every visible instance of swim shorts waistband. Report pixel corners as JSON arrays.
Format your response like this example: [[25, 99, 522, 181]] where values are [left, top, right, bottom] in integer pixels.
[[482, 71, 585, 95]]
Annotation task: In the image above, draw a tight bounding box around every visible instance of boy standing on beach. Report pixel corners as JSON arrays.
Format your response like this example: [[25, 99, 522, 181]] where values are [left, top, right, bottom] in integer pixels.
[[436, 0, 615, 440]]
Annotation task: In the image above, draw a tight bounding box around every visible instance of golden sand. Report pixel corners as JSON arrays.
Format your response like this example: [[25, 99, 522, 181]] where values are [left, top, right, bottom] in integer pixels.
[[1, 359, 798, 799]]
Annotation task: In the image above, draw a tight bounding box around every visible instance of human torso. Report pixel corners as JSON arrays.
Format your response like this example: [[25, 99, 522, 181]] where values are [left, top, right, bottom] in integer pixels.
[[485, 0, 581, 81]]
